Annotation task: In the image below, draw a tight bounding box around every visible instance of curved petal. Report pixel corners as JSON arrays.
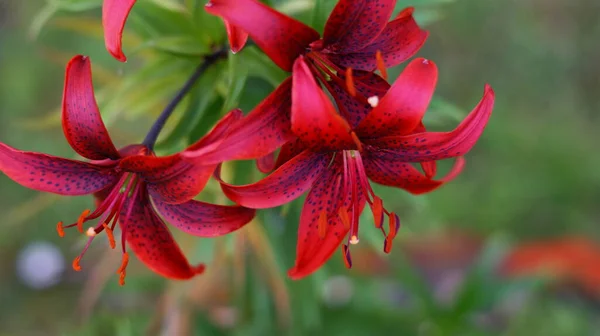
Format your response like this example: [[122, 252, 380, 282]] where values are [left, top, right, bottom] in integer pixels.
[[326, 7, 428, 71], [366, 85, 495, 162], [224, 20, 248, 54], [256, 152, 276, 173], [292, 57, 354, 151], [62, 55, 120, 160], [274, 138, 306, 169], [288, 156, 365, 279], [185, 78, 295, 164], [120, 190, 204, 280], [323, 0, 396, 52], [328, 70, 389, 128], [186, 109, 244, 156], [0, 142, 119, 195], [102, 0, 136, 62], [120, 154, 215, 204], [356, 58, 438, 138], [154, 198, 255, 237], [363, 152, 465, 194], [215, 150, 331, 209], [205, 0, 319, 71]]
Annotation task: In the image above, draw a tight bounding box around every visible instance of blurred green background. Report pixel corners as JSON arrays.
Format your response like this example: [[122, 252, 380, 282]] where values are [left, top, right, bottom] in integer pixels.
[[1, 0, 600, 335]]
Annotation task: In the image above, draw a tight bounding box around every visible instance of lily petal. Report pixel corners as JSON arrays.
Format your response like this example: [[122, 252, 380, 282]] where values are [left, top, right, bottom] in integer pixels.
[[366, 85, 494, 162], [205, 0, 319, 71], [288, 156, 365, 279], [0, 142, 119, 195], [215, 150, 330, 209], [224, 20, 248, 54], [186, 109, 244, 157], [102, 0, 136, 62], [185, 78, 295, 164], [356, 58, 438, 138], [274, 138, 307, 169], [120, 154, 214, 204], [256, 152, 276, 173], [328, 70, 389, 128], [326, 7, 428, 71], [292, 57, 354, 151], [120, 190, 204, 280], [154, 199, 255, 237], [323, 0, 396, 53], [62, 55, 120, 160], [364, 152, 465, 194]]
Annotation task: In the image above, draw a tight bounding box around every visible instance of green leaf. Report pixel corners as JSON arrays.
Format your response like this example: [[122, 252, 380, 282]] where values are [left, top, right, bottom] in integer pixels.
[[144, 35, 210, 57], [220, 51, 249, 113]]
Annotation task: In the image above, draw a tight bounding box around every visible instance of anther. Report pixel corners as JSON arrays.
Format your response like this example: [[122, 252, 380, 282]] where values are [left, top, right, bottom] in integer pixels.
[[102, 223, 116, 249], [117, 252, 129, 274], [119, 270, 126, 286], [349, 235, 359, 245], [375, 50, 388, 81], [339, 207, 351, 230], [350, 132, 363, 152], [318, 211, 328, 239], [56, 222, 65, 238], [77, 209, 91, 233], [383, 236, 393, 254], [72, 256, 82, 271], [342, 244, 352, 268], [345, 67, 357, 97], [372, 196, 384, 228], [367, 95, 379, 108], [387, 212, 400, 240]]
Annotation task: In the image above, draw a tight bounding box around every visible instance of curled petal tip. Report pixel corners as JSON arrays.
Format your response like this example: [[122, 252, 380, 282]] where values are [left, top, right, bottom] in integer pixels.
[[192, 264, 206, 275]]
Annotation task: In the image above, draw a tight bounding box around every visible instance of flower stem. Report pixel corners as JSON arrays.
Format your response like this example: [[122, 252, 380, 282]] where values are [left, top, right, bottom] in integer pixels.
[[142, 46, 228, 149]]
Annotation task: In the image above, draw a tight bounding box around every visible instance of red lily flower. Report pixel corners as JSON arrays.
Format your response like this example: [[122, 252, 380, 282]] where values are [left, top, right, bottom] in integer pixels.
[[102, 0, 247, 61], [215, 57, 495, 279], [204, 0, 428, 170], [0, 55, 255, 284]]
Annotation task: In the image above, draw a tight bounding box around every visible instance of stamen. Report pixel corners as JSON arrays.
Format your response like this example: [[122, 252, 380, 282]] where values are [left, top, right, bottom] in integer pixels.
[[387, 212, 401, 240], [56, 222, 65, 237], [342, 244, 352, 268], [77, 209, 91, 233], [72, 256, 82, 271], [372, 196, 384, 228], [345, 67, 357, 97], [102, 223, 116, 249], [367, 95, 379, 108], [339, 207, 351, 230], [349, 235, 359, 245], [350, 132, 363, 152], [318, 211, 328, 239], [383, 236, 393, 254], [375, 50, 388, 81]]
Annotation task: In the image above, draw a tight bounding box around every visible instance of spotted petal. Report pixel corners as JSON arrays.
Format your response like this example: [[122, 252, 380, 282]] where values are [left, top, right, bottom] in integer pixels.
[[215, 150, 331, 209], [102, 0, 137, 61], [187, 79, 295, 164], [292, 57, 354, 151], [366, 85, 495, 162], [323, 0, 396, 53], [62, 55, 120, 160], [154, 199, 255, 237], [364, 153, 465, 194], [205, 0, 319, 71], [356, 58, 438, 138], [120, 190, 204, 280], [326, 7, 428, 71], [0, 142, 119, 195]]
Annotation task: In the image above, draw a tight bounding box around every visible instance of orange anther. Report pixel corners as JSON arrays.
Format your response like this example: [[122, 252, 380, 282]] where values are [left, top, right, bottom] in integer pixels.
[[317, 211, 328, 239], [102, 223, 116, 249], [339, 207, 351, 230], [342, 244, 352, 269], [350, 132, 363, 152], [117, 252, 129, 274], [383, 236, 393, 254], [388, 212, 398, 239], [372, 196, 383, 228], [375, 50, 388, 81], [56, 222, 65, 238], [119, 270, 126, 286], [345, 67, 357, 97], [72, 256, 82, 271], [77, 209, 90, 233]]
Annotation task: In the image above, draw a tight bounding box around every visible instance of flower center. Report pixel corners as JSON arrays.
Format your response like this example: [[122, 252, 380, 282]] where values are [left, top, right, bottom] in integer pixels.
[[56, 173, 140, 285], [337, 150, 401, 269]]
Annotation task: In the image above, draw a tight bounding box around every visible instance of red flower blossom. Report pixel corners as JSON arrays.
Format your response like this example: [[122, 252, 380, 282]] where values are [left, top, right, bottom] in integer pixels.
[[0, 55, 255, 284], [204, 0, 428, 170], [102, 0, 247, 61], [215, 57, 495, 279]]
